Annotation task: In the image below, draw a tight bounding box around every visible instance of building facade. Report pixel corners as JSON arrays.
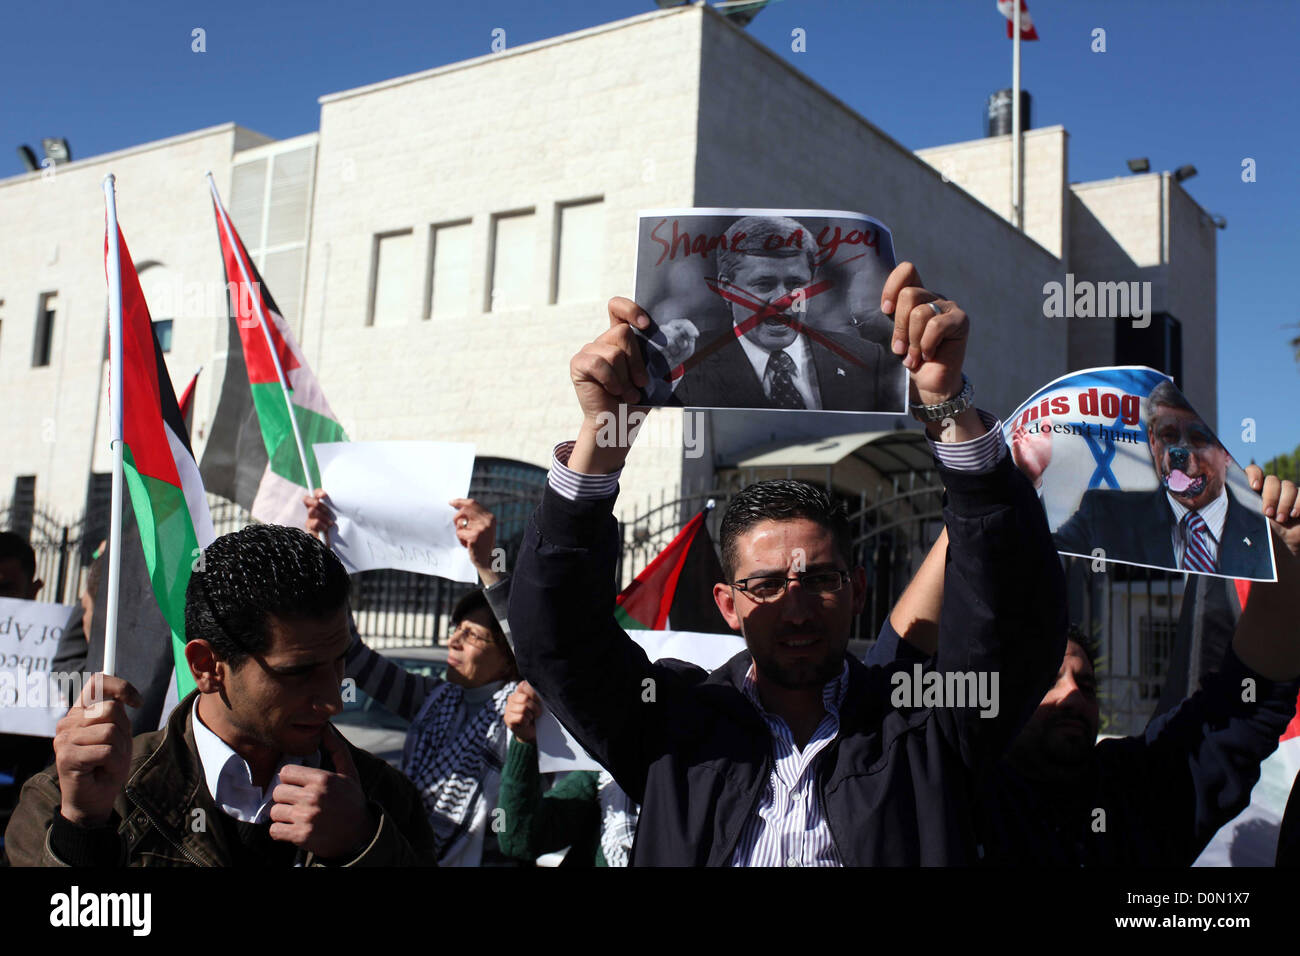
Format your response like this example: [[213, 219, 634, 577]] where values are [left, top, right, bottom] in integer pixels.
[[1, 4, 1214, 544]]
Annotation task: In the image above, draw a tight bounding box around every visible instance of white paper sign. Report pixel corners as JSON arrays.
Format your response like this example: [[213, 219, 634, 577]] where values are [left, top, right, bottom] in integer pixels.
[[0, 597, 77, 737], [535, 629, 747, 773], [313, 441, 478, 583]]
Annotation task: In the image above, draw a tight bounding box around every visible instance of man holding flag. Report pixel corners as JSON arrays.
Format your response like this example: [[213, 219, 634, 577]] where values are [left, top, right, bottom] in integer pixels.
[[5, 186, 434, 867]]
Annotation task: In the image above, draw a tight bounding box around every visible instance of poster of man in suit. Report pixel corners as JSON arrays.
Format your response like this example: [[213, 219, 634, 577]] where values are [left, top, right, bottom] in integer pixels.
[[1007, 367, 1275, 581], [631, 209, 908, 414]]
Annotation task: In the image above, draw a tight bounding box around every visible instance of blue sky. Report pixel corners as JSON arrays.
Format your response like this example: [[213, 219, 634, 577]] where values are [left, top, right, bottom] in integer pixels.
[[4, 0, 1297, 462]]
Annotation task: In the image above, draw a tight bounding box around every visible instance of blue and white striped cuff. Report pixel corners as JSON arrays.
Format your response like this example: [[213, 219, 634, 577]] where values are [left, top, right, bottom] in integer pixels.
[[925, 409, 1007, 472], [548, 441, 623, 501]]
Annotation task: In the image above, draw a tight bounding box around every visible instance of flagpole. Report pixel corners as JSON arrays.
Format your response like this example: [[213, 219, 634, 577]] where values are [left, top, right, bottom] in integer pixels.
[[101, 174, 125, 679], [1011, 0, 1023, 230], [204, 172, 316, 492]]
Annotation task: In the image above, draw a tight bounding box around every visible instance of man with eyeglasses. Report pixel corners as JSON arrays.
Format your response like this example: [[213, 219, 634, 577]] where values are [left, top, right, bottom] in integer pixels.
[[509, 263, 1067, 865]]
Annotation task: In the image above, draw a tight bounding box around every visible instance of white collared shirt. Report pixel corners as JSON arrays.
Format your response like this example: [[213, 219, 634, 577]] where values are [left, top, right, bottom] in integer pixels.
[[735, 327, 822, 410], [1166, 486, 1229, 568], [730, 661, 848, 867], [191, 698, 319, 822]]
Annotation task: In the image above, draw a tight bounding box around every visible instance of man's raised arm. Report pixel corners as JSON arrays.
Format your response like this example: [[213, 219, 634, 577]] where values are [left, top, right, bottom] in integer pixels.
[[509, 298, 693, 802], [878, 263, 1067, 774]]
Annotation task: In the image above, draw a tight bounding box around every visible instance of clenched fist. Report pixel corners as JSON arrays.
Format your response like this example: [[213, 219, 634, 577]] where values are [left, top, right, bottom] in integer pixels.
[[56, 674, 142, 826], [269, 725, 376, 861]]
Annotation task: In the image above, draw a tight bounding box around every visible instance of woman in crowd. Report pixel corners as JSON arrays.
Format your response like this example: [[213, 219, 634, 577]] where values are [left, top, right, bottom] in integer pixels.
[[304, 492, 519, 866]]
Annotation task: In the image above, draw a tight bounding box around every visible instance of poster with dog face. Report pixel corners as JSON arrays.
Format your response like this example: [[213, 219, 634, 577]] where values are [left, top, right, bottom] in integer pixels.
[[1004, 366, 1277, 581], [631, 208, 908, 414]]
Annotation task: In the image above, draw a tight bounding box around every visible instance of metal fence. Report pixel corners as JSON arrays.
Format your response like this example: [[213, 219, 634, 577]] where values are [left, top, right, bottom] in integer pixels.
[[1, 456, 551, 649]]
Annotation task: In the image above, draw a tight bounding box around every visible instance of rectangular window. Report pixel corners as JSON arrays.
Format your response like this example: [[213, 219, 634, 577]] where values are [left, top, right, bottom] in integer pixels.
[[554, 199, 604, 304], [33, 292, 56, 367], [369, 230, 415, 327], [488, 210, 535, 312], [153, 319, 173, 353], [427, 220, 472, 319], [10, 475, 36, 541]]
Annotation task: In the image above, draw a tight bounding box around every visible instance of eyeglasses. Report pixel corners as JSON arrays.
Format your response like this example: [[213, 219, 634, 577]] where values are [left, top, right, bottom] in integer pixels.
[[730, 569, 850, 603], [448, 623, 498, 648]]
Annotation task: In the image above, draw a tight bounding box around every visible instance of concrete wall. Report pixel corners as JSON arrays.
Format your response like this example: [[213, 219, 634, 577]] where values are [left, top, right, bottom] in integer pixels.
[[915, 126, 1069, 260], [306, 9, 701, 518], [0, 124, 269, 517]]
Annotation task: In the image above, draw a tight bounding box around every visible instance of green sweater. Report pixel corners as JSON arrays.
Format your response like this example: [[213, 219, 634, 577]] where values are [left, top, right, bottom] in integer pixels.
[[496, 738, 605, 867]]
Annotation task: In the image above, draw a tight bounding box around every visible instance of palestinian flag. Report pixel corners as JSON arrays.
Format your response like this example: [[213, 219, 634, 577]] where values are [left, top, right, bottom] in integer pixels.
[[104, 220, 215, 711], [200, 179, 346, 527], [178, 366, 201, 436], [614, 505, 731, 634]]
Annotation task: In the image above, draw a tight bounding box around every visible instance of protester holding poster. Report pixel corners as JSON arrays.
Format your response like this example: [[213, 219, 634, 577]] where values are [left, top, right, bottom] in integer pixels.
[[509, 264, 1068, 866], [1009, 370, 1274, 580], [631, 209, 908, 413], [869, 464, 1300, 866]]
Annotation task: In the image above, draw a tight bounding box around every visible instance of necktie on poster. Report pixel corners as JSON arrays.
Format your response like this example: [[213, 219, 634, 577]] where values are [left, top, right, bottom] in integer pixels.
[[1002, 366, 1276, 582]]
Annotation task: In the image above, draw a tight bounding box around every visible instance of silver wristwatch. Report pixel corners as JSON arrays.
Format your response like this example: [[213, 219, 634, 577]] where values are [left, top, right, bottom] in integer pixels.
[[909, 374, 973, 423]]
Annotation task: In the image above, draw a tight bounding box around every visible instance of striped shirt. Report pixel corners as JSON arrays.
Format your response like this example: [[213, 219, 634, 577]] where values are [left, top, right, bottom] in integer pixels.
[[731, 661, 848, 867]]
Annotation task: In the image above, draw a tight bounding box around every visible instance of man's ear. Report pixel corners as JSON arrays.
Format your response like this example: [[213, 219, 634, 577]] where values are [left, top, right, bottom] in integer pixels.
[[713, 582, 742, 633], [185, 639, 225, 693], [850, 566, 868, 615]]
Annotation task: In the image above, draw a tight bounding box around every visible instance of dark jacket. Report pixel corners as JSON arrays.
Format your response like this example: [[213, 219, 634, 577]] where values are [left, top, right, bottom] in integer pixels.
[[509, 454, 1066, 865], [669, 329, 906, 413], [1052, 485, 1272, 579], [869, 619, 1298, 865], [4, 691, 438, 867]]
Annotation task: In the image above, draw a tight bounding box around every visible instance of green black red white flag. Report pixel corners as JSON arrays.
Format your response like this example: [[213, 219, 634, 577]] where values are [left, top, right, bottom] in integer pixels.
[[200, 174, 347, 526], [101, 176, 215, 711], [614, 504, 731, 634]]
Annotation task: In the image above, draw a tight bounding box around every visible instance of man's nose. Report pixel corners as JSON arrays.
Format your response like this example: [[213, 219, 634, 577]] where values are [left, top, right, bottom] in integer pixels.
[[779, 578, 815, 622], [316, 674, 344, 717]]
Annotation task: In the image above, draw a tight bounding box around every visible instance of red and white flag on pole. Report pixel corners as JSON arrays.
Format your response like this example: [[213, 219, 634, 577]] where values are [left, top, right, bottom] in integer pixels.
[[997, 0, 1039, 40]]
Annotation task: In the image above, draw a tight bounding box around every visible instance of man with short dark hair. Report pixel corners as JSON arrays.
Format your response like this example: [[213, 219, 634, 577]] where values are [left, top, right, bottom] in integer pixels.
[[5, 523, 437, 866], [510, 263, 1067, 866], [0, 531, 42, 601], [670, 215, 904, 413]]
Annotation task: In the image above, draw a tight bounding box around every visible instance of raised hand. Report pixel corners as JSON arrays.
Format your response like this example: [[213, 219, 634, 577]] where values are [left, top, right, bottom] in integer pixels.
[[1012, 418, 1054, 489], [1245, 465, 1300, 556], [568, 297, 653, 475], [503, 680, 543, 744], [302, 489, 336, 542], [449, 497, 500, 584]]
